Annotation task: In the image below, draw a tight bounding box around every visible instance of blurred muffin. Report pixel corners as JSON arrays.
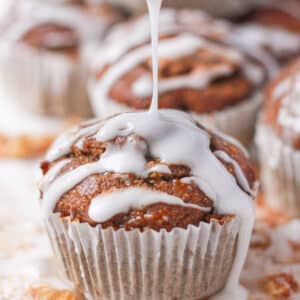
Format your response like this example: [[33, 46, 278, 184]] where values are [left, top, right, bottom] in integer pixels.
[[0, 90, 64, 158], [256, 58, 300, 217], [231, 0, 300, 67], [0, 1, 124, 118], [40, 109, 257, 300], [110, 0, 259, 18], [88, 9, 266, 146]]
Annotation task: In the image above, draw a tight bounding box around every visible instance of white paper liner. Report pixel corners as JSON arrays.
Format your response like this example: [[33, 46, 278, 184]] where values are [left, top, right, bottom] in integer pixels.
[[0, 41, 91, 118], [46, 213, 240, 300], [256, 122, 300, 217]]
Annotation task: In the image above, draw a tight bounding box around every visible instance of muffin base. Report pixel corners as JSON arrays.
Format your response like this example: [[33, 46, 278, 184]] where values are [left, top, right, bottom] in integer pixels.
[[0, 42, 91, 118], [256, 123, 300, 218], [46, 213, 239, 300]]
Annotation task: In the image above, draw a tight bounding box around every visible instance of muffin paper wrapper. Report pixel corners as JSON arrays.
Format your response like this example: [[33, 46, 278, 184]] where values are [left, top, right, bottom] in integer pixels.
[[46, 213, 240, 300], [256, 123, 300, 217], [0, 42, 91, 118]]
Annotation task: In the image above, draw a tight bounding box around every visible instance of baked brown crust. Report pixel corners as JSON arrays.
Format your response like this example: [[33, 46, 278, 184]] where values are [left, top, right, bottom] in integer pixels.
[[244, 6, 300, 34], [41, 120, 256, 231], [21, 23, 79, 58], [262, 58, 300, 149]]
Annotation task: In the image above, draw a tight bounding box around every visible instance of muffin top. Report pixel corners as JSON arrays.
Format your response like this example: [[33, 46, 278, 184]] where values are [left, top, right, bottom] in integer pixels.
[[40, 110, 256, 231], [262, 58, 300, 149], [89, 9, 265, 118], [232, 0, 300, 64], [2, 1, 123, 57]]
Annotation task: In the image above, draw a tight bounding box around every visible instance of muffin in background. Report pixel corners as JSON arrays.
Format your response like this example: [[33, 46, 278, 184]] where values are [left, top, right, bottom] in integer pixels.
[[87, 9, 266, 146], [231, 0, 300, 67], [110, 0, 259, 18], [256, 58, 300, 218], [0, 1, 125, 118], [40, 109, 256, 300]]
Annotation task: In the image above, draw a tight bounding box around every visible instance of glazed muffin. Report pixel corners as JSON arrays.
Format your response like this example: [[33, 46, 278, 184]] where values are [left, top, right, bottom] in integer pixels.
[[40, 109, 257, 300], [88, 9, 266, 146], [256, 58, 300, 217], [231, 0, 300, 66], [0, 1, 124, 118]]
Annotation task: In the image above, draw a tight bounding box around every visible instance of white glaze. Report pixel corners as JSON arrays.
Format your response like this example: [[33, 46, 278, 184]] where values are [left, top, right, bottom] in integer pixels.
[[90, 8, 230, 71], [89, 187, 211, 222], [231, 23, 300, 58], [277, 72, 300, 133], [146, 0, 162, 112], [214, 150, 252, 195], [3, 1, 106, 45]]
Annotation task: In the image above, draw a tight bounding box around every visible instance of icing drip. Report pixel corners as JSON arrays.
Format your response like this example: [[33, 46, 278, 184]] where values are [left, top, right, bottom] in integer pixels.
[[146, 0, 162, 112], [89, 187, 211, 222], [132, 65, 233, 98], [232, 24, 300, 57], [214, 150, 252, 195]]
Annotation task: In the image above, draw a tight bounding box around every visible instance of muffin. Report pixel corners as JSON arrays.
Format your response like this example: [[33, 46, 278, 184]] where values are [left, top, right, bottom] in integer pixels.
[[88, 10, 266, 146], [40, 109, 257, 300], [231, 0, 300, 66], [0, 1, 124, 118], [256, 58, 300, 217]]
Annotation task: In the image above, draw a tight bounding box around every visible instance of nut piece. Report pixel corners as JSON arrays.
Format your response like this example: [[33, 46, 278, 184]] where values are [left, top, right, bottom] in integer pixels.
[[264, 273, 299, 298], [29, 285, 83, 300]]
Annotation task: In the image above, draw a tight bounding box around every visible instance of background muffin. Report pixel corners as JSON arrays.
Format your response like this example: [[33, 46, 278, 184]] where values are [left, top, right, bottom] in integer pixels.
[[256, 58, 300, 217], [0, 1, 125, 118], [88, 9, 266, 146], [231, 0, 300, 67], [40, 110, 256, 300]]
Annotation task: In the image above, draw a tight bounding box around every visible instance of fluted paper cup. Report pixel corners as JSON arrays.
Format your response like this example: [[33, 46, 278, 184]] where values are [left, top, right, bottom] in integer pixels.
[[0, 42, 91, 118], [256, 122, 300, 217], [45, 213, 240, 300]]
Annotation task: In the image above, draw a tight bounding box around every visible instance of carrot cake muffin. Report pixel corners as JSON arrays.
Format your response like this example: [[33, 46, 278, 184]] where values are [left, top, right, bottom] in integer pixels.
[[0, 1, 124, 118], [256, 58, 300, 217], [88, 9, 266, 146], [40, 109, 257, 299], [231, 0, 300, 66]]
